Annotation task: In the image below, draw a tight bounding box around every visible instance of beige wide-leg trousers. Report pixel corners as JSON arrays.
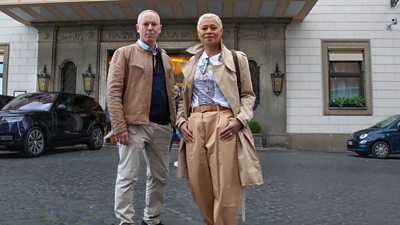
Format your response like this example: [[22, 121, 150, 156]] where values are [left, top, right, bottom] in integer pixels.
[[115, 122, 171, 225], [186, 109, 242, 225]]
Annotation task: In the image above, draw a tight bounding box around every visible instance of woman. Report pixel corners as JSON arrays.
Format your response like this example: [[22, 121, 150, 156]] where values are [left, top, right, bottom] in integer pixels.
[[176, 13, 264, 225]]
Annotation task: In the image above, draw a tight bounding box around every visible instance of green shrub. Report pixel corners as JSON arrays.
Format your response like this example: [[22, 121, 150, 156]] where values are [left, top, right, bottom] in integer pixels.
[[249, 120, 262, 133], [329, 96, 366, 107]]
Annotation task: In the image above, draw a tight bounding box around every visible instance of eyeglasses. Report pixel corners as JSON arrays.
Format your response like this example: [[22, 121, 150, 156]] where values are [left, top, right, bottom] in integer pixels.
[[198, 58, 210, 74]]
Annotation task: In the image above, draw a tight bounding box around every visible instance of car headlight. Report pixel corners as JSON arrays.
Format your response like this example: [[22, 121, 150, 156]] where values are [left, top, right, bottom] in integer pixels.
[[3, 116, 24, 123], [359, 133, 368, 139], [359, 140, 368, 144]]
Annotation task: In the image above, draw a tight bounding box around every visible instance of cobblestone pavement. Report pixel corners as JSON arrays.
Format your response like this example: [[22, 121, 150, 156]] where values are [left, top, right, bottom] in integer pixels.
[[1, 145, 400, 225]]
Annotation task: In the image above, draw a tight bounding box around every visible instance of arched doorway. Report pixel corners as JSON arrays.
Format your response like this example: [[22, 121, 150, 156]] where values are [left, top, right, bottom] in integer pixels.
[[249, 60, 260, 110], [61, 61, 76, 93]]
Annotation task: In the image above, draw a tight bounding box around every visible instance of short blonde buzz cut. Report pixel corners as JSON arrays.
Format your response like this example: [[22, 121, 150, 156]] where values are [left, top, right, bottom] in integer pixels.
[[137, 9, 160, 24], [197, 13, 223, 29]]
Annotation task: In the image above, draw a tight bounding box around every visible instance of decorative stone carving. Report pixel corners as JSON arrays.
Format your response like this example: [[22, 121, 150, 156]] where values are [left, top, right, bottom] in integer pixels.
[[43, 32, 50, 40], [39, 30, 54, 42], [86, 31, 95, 40], [158, 29, 197, 41], [58, 32, 83, 41], [267, 29, 285, 39], [102, 31, 137, 42], [241, 30, 267, 40]]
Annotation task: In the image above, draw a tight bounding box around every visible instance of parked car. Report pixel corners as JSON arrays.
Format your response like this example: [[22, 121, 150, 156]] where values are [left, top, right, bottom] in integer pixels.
[[347, 114, 400, 158], [0, 94, 15, 109], [0, 92, 105, 157]]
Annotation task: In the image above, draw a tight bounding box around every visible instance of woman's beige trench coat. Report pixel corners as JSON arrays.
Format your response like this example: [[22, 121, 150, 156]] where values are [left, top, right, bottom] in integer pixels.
[[176, 42, 264, 186]]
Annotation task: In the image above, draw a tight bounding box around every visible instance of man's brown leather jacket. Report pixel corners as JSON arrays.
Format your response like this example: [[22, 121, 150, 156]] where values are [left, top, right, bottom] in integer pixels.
[[107, 43, 176, 135]]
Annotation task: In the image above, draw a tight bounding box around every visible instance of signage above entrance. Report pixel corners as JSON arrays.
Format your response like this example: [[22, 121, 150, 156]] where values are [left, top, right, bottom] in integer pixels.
[[0, 0, 317, 25]]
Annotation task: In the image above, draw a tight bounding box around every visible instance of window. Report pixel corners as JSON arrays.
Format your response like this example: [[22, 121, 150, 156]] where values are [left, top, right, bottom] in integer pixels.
[[167, 50, 191, 89], [70, 95, 87, 113], [329, 53, 363, 103], [0, 45, 9, 94], [106, 49, 191, 88], [4, 93, 57, 111], [322, 40, 372, 115]]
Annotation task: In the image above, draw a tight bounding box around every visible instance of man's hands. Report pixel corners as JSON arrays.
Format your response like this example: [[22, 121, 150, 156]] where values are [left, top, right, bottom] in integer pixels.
[[116, 131, 129, 145]]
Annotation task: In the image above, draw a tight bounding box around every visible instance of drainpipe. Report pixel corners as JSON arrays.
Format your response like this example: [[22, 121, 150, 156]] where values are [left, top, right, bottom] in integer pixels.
[[95, 25, 103, 100], [51, 26, 58, 91]]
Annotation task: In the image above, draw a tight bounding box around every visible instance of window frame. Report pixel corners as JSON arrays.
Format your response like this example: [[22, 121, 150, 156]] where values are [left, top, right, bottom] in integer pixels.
[[0, 44, 10, 95], [322, 40, 372, 115]]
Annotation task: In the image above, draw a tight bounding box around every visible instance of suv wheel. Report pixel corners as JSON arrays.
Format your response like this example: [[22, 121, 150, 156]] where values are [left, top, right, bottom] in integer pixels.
[[21, 126, 46, 157], [87, 126, 104, 150]]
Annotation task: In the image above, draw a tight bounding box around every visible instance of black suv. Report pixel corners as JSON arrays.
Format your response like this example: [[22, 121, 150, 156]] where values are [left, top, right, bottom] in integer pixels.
[[0, 92, 105, 157]]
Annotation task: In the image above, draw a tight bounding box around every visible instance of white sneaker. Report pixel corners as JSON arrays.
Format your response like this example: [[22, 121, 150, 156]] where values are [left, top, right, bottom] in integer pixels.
[[173, 161, 178, 168]]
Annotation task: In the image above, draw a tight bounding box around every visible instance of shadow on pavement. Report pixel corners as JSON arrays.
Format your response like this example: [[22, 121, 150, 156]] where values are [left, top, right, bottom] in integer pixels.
[[0, 145, 96, 159], [346, 153, 400, 160]]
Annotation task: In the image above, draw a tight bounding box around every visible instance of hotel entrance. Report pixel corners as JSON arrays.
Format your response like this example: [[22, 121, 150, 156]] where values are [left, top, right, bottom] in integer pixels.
[[99, 43, 191, 107]]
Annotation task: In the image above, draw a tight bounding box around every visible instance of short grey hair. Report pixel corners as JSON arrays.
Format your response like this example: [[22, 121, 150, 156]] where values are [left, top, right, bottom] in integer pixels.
[[197, 13, 223, 29], [137, 10, 160, 24]]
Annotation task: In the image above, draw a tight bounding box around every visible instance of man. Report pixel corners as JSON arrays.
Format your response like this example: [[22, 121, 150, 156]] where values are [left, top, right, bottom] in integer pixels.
[[176, 13, 264, 225], [107, 10, 176, 225]]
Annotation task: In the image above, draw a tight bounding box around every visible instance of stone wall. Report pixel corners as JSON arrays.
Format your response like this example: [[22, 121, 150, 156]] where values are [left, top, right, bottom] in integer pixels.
[[0, 13, 38, 95], [286, 0, 400, 151], [36, 21, 288, 147]]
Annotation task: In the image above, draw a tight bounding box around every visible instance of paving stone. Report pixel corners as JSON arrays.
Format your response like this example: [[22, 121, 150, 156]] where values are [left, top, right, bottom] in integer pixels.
[[1, 147, 400, 225]]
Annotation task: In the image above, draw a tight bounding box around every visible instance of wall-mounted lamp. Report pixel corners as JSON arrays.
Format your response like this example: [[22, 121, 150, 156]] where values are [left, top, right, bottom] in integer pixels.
[[82, 64, 95, 95], [270, 63, 285, 96], [37, 65, 50, 92], [391, 0, 399, 7], [386, 17, 397, 30]]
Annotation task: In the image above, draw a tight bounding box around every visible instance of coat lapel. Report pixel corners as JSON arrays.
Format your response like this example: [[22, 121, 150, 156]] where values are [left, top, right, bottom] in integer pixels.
[[181, 59, 196, 94], [181, 56, 199, 116], [212, 47, 240, 115]]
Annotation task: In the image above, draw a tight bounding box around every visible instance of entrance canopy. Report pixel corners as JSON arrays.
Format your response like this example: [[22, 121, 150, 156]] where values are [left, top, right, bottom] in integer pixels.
[[0, 0, 317, 25]]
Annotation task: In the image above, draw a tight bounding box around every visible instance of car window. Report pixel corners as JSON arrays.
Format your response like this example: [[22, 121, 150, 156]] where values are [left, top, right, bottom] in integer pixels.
[[392, 121, 400, 129], [84, 97, 98, 111], [70, 95, 88, 113], [3, 93, 56, 111], [53, 93, 72, 112], [371, 116, 399, 128], [0, 95, 15, 109]]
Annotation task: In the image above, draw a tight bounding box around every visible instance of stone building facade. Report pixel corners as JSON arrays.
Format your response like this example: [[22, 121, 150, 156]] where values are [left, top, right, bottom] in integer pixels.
[[0, 0, 318, 149], [33, 20, 289, 148], [0, 13, 37, 95], [5, 0, 398, 152], [286, 0, 400, 151]]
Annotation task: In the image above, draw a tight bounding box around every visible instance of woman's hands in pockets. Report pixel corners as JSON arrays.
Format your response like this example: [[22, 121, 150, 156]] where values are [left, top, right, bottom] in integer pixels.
[[180, 122, 193, 143], [220, 118, 242, 141]]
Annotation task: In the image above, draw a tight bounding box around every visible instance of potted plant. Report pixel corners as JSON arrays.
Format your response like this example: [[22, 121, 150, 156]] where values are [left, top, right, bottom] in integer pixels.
[[249, 120, 263, 149], [329, 96, 366, 108]]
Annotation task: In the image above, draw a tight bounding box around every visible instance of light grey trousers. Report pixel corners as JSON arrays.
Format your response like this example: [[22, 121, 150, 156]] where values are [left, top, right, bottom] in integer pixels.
[[115, 123, 171, 225]]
